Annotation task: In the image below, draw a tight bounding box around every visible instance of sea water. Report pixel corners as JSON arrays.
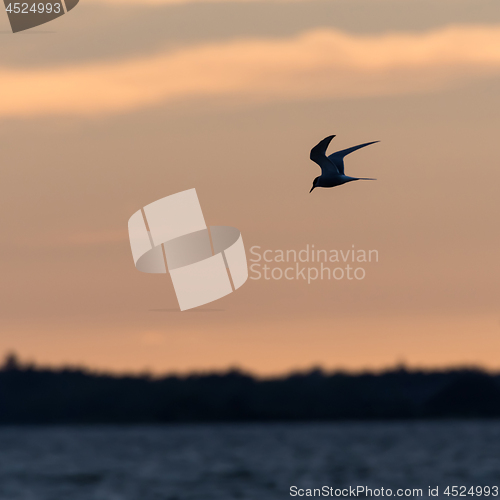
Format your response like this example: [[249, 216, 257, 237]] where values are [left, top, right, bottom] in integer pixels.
[[0, 421, 499, 500]]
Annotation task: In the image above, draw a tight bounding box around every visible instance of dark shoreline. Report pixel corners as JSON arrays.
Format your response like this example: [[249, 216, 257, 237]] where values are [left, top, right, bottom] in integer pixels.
[[2, 355, 500, 423]]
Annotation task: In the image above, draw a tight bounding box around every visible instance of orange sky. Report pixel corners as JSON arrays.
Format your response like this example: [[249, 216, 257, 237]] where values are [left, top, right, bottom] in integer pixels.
[[0, 0, 499, 375]]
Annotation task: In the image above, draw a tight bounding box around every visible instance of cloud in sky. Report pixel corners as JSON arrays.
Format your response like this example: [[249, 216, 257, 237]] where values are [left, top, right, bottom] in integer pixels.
[[88, 0, 310, 4], [2, 25, 500, 118]]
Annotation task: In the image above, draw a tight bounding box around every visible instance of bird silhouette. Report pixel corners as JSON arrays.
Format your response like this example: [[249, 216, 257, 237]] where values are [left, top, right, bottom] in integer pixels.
[[309, 135, 379, 193]]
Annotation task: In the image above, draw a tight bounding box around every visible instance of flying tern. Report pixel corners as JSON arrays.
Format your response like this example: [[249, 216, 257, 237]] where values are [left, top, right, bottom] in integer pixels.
[[309, 135, 379, 193]]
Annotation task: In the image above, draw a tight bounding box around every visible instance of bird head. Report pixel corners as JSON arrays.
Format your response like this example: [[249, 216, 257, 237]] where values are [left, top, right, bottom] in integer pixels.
[[310, 177, 319, 193]]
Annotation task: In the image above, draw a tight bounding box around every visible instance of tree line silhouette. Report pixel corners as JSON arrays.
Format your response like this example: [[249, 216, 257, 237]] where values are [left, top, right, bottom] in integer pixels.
[[1, 354, 500, 423]]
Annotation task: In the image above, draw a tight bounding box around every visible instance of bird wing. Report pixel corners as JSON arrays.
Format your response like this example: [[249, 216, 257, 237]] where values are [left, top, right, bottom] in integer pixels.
[[328, 141, 379, 175], [310, 135, 339, 174]]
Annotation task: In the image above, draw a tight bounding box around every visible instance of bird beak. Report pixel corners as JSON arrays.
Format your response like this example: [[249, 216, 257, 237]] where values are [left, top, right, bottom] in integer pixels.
[[309, 186, 315, 193]]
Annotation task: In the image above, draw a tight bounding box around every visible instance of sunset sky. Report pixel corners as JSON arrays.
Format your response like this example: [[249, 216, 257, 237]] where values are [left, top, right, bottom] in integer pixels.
[[0, 0, 499, 375]]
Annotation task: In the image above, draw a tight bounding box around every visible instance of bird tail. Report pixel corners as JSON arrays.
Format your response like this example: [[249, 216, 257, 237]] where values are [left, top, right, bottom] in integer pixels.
[[357, 177, 377, 181]]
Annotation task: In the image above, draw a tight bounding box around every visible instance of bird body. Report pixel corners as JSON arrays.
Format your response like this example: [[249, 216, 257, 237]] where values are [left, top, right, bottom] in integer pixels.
[[309, 135, 378, 192], [314, 174, 360, 189]]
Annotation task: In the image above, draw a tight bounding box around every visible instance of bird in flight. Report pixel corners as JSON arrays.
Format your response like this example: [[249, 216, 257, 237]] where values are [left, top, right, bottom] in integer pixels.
[[309, 135, 379, 193]]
